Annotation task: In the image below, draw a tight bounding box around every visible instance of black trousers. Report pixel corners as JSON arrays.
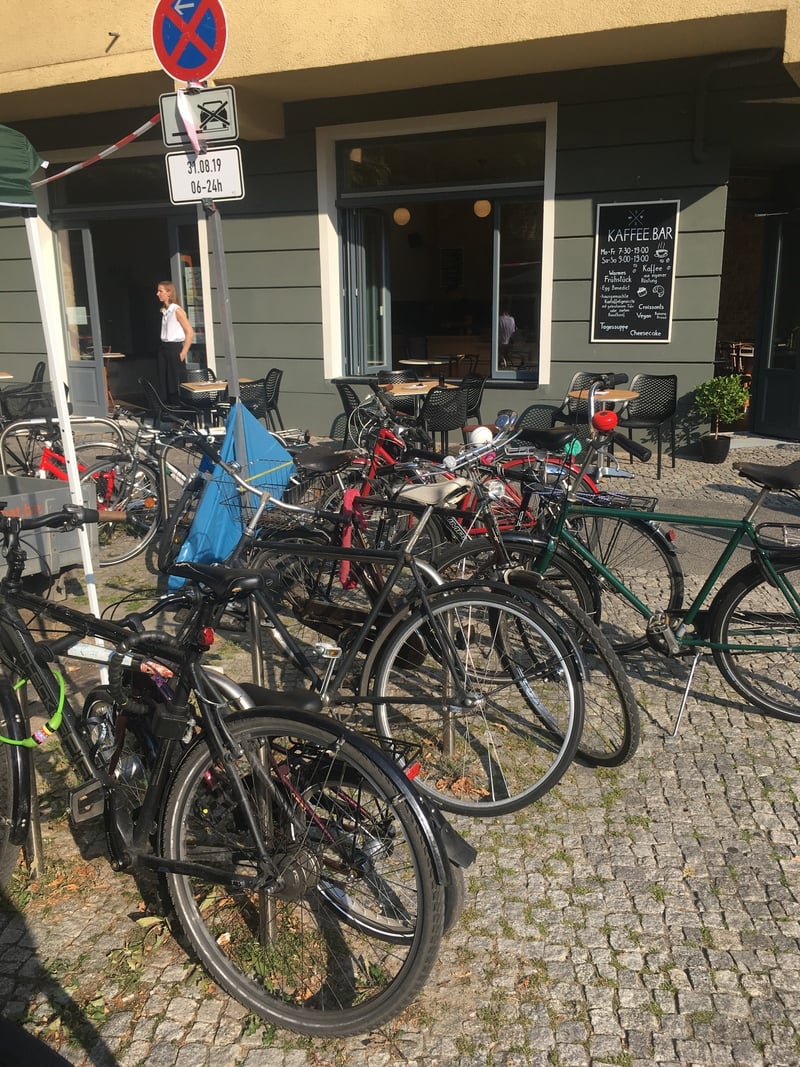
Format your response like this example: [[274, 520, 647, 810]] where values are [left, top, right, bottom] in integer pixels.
[[158, 340, 185, 405]]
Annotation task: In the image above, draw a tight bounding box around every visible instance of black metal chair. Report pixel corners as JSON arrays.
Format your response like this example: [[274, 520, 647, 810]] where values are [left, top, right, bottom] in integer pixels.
[[617, 373, 678, 479], [377, 368, 418, 417], [181, 366, 228, 428], [140, 377, 198, 429], [239, 378, 269, 427], [552, 371, 597, 427], [263, 368, 285, 432], [417, 385, 469, 452], [335, 380, 363, 419], [459, 373, 487, 426], [31, 361, 46, 384]]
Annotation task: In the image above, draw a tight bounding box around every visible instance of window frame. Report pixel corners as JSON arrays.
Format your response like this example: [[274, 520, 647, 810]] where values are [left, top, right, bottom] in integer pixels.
[[316, 103, 558, 384]]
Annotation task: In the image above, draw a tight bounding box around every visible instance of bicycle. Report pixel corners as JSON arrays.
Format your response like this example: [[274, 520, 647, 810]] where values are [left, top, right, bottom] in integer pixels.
[[524, 390, 800, 729], [142, 392, 587, 816], [394, 421, 641, 766], [195, 486, 587, 816], [0, 503, 474, 1035]]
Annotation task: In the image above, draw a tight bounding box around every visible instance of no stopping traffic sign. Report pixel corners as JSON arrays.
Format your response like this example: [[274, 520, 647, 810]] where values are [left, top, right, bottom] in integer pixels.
[[152, 0, 227, 83]]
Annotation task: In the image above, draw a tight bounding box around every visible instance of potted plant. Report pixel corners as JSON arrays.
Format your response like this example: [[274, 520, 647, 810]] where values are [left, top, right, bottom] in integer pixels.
[[693, 373, 750, 463]]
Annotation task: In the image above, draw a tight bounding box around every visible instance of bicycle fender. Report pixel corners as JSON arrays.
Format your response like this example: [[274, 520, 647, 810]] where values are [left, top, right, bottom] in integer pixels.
[[500, 531, 604, 620], [0, 682, 32, 846], [210, 707, 457, 886]]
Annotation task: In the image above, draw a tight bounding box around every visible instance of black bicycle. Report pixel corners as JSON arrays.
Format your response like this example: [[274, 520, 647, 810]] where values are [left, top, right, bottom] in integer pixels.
[[0, 503, 475, 1036]]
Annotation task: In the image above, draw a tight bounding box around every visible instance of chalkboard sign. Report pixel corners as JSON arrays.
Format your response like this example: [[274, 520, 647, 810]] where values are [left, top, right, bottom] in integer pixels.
[[591, 200, 680, 343]]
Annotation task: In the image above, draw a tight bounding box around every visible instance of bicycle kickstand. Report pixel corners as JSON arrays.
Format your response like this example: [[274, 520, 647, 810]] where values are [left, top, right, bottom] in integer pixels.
[[668, 650, 704, 737]]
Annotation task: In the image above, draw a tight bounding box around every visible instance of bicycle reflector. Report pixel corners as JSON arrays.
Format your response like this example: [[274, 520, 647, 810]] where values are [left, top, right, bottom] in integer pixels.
[[592, 410, 618, 432]]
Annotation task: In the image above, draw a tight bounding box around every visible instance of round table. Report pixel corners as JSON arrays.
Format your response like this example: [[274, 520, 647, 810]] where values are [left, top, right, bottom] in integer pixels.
[[383, 378, 456, 416]]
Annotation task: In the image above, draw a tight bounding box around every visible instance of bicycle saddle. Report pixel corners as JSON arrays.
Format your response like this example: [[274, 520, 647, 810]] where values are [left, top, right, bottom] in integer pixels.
[[294, 443, 356, 473], [395, 479, 472, 507], [170, 562, 265, 599], [234, 681, 324, 715], [516, 427, 578, 450], [733, 459, 800, 492]]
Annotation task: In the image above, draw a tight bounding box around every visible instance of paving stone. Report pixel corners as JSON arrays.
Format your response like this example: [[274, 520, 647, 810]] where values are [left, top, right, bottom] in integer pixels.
[[3, 443, 800, 1064]]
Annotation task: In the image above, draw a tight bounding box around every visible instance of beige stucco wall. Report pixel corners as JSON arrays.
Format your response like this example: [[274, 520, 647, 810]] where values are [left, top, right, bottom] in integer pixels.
[[1, 1, 796, 134]]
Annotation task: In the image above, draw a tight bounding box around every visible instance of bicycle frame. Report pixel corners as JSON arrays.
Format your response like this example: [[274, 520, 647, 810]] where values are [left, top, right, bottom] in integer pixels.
[[244, 508, 464, 705], [536, 474, 800, 652]]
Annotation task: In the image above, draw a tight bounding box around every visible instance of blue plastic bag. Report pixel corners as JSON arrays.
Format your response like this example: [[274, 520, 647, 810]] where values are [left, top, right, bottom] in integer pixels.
[[167, 402, 295, 589]]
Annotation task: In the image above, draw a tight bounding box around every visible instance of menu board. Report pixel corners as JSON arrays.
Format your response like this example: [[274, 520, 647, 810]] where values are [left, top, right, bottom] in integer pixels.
[[591, 200, 680, 343]]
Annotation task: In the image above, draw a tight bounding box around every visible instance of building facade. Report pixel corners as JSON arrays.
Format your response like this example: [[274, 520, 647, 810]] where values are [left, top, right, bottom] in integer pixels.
[[2, 2, 800, 439]]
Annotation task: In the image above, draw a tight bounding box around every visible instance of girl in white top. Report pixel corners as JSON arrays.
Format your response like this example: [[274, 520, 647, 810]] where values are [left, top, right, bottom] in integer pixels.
[[156, 280, 194, 404]]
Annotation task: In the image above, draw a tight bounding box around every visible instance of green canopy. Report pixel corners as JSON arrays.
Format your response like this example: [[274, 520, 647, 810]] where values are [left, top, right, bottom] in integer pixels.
[[0, 124, 42, 208]]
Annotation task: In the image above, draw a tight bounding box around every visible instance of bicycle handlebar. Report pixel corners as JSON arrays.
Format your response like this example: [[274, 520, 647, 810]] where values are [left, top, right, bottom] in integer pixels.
[[0, 503, 99, 535], [608, 430, 651, 463]]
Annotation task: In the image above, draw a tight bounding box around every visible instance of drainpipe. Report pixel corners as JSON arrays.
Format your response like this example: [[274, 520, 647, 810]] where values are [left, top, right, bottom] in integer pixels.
[[693, 48, 782, 163]]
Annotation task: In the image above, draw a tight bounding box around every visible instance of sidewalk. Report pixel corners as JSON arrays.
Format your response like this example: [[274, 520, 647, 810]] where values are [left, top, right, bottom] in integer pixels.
[[2, 440, 800, 1066]]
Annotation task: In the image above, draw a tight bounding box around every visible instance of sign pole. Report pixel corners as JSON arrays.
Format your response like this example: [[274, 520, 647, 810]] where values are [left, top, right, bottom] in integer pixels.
[[203, 199, 240, 400]]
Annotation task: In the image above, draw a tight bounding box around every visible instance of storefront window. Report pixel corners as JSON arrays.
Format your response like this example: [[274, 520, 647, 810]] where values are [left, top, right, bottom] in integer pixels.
[[338, 123, 544, 381]]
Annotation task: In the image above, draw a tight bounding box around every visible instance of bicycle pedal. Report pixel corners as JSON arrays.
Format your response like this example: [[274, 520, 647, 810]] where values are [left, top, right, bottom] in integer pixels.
[[69, 779, 106, 824]]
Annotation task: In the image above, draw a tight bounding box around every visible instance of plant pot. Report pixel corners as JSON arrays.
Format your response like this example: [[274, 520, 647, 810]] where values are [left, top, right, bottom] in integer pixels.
[[700, 433, 731, 464]]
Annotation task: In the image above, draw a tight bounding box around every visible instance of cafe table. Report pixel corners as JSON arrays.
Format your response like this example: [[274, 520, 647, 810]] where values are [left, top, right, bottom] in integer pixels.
[[382, 377, 456, 416]]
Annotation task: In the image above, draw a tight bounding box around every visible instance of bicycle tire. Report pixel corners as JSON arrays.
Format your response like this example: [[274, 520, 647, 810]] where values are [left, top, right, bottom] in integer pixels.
[[435, 543, 638, 765], [567, 512, 684, 653], [369, 587, 584, 816], [503, 570, 640, 765], [81, 456, 162, 567], [157, 475, 204, 573], [162, 712, 445, 1036], [435, 535, 602, 624], [0, 689, 19, 887], [710, 559, 800, 721]]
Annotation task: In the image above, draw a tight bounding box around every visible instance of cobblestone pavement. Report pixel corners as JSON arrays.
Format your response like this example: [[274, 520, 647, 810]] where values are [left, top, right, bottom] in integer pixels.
[[3, 441, 800, 1067]]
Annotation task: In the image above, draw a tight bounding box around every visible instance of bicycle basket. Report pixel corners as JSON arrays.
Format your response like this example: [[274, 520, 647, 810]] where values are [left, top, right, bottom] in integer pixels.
[[754, 523, 800, 553], [1, 383, 57, 421]]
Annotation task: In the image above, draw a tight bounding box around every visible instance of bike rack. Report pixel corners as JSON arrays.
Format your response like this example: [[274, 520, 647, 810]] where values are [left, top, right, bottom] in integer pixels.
[[0, 415, 128, 476]]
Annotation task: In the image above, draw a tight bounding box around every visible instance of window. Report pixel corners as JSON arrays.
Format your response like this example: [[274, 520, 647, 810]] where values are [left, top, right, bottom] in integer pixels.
[[318, 105, 556, 383]]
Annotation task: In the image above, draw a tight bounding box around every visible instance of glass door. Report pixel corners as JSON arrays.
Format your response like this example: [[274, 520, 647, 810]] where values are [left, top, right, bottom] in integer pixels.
[[342, 209, 390, 376], [753, 214, 800, 439], [56, 227, 108, 415]]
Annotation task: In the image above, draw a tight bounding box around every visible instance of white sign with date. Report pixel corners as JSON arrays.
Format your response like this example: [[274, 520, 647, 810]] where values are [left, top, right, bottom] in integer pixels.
[[165, 145, 245, 204]]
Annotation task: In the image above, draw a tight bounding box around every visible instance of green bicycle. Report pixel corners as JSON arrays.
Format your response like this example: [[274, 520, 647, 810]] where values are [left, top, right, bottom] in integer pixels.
[[528, 374, 800, 730]]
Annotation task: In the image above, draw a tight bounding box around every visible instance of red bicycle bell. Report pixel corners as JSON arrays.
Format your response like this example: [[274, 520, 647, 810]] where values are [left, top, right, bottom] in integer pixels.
[[592, 409, 618, 432]]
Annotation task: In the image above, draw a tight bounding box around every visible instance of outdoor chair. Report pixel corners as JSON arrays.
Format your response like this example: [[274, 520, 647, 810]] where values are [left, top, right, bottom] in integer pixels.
[[459, 373, 487, 426], [140, 377, 198, 429], [552, 371, 598, 427], [262, 368, 285, 432], [335, 380, 363, 419], [181, 366, 228, 428], [239, 378, 270, 427], [417, 385, 469, 452], [377, 368, 418, 417], [617, 373, 678, 479]]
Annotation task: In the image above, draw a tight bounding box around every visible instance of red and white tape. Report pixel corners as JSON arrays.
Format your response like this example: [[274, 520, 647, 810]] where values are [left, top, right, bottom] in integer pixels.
[[31, 113, 162, 188]]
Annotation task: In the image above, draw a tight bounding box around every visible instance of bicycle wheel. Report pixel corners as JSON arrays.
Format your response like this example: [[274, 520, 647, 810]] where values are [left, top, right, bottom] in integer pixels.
[[436, 544, 637, 765], [369, 587, 584, 816], [710, 560, 800, 721], [156, 474, 204, 573], [81, 456, 162, 566], [569, 512, 684, 653], [502, 570, 640, 765], [162, 712, 445, 1036], [436, 536, 602, 624]]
